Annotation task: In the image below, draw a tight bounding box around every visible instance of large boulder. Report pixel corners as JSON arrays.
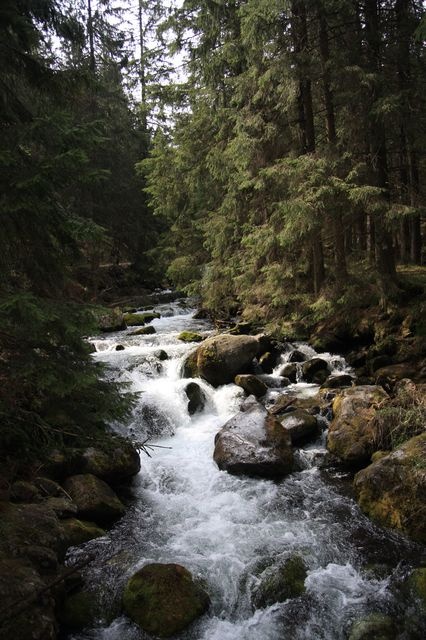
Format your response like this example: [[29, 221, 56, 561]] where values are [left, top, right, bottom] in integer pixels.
[[123, 563, 210, 637], [327, 385, 388, 467], [278, 410, 319, 445], [213, 403, 293, 479], [178, 331, 204, 343], [63, 474, 125, 525], [184, 382, 206, 415], [96, 307, 125, 333], [353, 433, 426, 543], [279, 363, 298, 383], [234, 374, 268, 398], [60, 518, 106, 548], [183, 334, 260, 387]]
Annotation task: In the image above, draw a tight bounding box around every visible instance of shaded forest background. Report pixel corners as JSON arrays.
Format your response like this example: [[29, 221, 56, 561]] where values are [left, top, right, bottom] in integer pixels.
[[0, 0, 425, 457]]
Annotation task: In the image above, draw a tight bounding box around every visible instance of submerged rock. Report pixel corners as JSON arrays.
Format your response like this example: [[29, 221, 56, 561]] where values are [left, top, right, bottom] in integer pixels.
[[234, 374, 268, 398], [253, 555, 307, 608], [327, 385, 388, 467], [183, 334, 259, 387], [213, 403, 293, 479], [348, 613, 396, 640], [130, 325, 156, 335], [154, 349, 169, 360], [353, 433, 426, 543], [63, 474, 125, 525], [185, 382, 206, 415], [278, 410, 318, 445], [279, 362, 298, 383], [123, 563, 210, 637]]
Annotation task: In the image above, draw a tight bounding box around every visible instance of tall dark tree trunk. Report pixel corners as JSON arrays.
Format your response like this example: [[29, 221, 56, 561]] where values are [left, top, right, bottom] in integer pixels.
[[87, 0, 95, 72], [317, 1, 347, 280], [292, 0, 325, 292], [364, 0, 397, 285]]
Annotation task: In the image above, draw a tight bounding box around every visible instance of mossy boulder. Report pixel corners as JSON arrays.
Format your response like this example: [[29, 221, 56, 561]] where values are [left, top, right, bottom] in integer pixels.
[[178, 331, 204, 343], [63, 474, 125, 525], [122, 563, 210, 637], [353, 433, 426, 543], [234, 374, 268, 398], [124, 311, 160, 327], [253, 555, 307, 608], [213, 403, 293, 479], [130, 325, 156, 335], [320, 374, 354, 389], [0, 502, 65, 558], [96, 307, 125, 333], [60, 518, 106, 548], [182, 334, 259, 387], [278, 410, 319, 445], [348, 613, 396, 640], [327, 385, 388, 467], [10, 480, 41, 503]]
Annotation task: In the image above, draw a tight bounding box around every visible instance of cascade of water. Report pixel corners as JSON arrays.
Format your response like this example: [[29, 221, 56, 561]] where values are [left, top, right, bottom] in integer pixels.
[[68, 300, 423, 640]]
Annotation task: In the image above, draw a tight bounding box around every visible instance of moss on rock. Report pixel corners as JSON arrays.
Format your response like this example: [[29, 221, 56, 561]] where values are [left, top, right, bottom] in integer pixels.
[[60, 518, 106, 548], [57, 590, 98, 630], [253, 555, 307, 608], [348, 613, 396, 640], [122, 563, 210, 637], [178, 331, 204, 342], [124, 312, 160, 327]]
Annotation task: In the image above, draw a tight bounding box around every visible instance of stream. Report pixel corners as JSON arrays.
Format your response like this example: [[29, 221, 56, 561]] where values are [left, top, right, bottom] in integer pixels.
[[67, 297, 425, 640]]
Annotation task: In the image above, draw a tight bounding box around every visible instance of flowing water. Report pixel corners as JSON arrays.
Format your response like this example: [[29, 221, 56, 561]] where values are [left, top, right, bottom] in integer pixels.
[[67, 298, 425, 640]]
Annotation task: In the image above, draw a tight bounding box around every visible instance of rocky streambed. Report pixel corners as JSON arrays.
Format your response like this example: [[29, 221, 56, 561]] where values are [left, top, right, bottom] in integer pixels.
[[1, 297, 425, 640]]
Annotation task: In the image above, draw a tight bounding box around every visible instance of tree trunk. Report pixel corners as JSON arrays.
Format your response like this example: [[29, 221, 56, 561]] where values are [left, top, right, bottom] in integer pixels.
[[364, 0, 397, 286], [87, 0, 95, 72]]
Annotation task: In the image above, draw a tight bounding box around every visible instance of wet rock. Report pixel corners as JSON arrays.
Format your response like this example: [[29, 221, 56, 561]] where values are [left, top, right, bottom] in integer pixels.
[[154, 349, 169, 361], [406, 567, 426, 608], [375, 363, 419, 389], [130, 325, 156, 335], [123, 563, 210, 638], [213, 404, 293, 479], [302, 358, 329, 382], [312, 369, 329, 385], [60, 518, 106, 548], [25, 545, 58, 575], [270, 395, 298, 415], [320, 374, 354, 389], [288, 349, 306, 363], [183, 334, 259, 387], [253, 555, 307, 608], [353, 433, 426, 543], [97, 307, 125, 333], [348, 613, 396, 640], [278, 410, 318, 445], [279, 363, 298, 383], [34, 477, 63, 497], [257, 374, 290, 389], [63, 474, 125, 525], [259, 351, 278, 373], [115, 344, 125, 351], [327, 385, 388, 467], [185, 382, 206, 415], [235, 374, 268, 398], [193, 308, 210, 320], [133, 403, 175, 439], [178, 331, 204, 342]]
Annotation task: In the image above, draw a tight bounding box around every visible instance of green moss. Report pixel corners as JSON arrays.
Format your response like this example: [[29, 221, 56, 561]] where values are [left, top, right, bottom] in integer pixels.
[[124, 312, 160, 327], [178, 331, 204, 342], [122, 563, 210, 637], [61, 518, 106, 548], [253, 555, 307, 608], [408, 568, 426, 608], [348, 613, 396, 640]]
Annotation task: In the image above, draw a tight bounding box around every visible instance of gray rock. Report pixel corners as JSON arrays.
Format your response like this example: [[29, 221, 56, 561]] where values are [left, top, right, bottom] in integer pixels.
[[279, 410, 319, 444]]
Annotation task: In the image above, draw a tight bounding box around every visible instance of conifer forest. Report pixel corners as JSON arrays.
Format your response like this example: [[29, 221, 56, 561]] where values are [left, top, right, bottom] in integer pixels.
[[0, 2, 426, 640]]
